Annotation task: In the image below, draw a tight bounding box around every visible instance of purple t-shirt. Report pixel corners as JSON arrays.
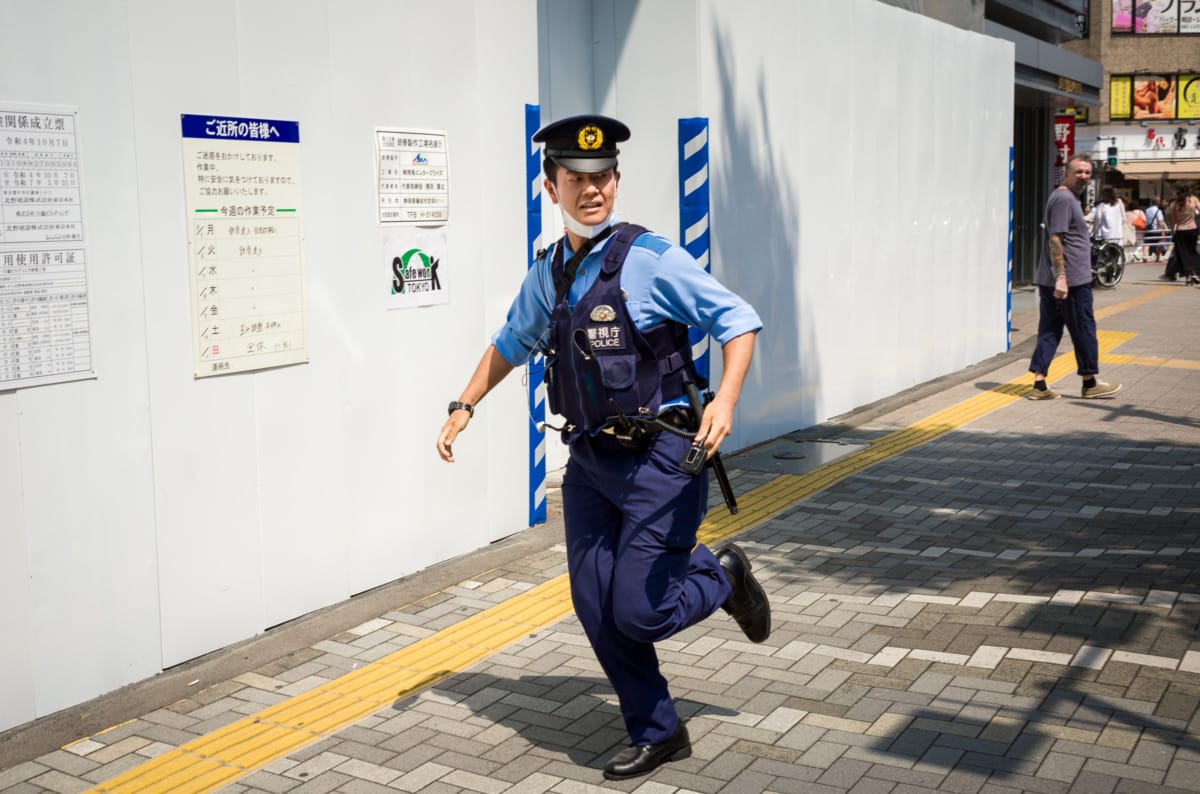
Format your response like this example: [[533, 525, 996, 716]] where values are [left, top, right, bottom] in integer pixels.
[[1036, 187, 1092, 288]]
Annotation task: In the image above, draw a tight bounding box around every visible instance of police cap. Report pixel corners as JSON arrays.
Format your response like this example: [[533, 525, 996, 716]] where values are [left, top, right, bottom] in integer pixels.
[[533, 114, 630, 174]]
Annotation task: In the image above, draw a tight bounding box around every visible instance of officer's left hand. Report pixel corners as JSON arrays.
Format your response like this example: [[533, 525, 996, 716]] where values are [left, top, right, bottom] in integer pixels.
[[696, 396, 735, 459]]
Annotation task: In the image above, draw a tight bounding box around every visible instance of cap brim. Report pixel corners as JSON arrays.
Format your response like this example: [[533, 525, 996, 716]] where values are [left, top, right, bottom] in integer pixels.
[[548, 154, 617, 174]]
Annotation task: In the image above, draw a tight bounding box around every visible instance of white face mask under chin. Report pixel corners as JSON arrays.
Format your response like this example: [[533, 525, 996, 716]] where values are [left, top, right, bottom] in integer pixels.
[[561, 204, 616, 240]]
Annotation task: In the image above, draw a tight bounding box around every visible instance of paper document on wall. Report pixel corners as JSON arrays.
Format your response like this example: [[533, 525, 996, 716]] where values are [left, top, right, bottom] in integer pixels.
[[375, 128, 449, 225], [0, 102, 95, 390], [181, 113, 309, 378]]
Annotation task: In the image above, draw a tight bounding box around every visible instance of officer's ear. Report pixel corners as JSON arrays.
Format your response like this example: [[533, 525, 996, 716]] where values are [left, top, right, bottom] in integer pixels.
[[544, 177, 559, 205]]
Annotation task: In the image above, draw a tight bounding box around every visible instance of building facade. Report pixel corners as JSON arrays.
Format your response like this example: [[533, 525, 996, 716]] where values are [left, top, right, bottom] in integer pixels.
[[987, 1, 1101, 284], [1064, 0, 1200, 201], [882, 0, 1104, 283]]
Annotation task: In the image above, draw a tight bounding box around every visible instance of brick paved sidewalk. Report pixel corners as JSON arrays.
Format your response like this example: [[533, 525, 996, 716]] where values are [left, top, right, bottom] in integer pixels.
[[3, 276, 1200, 793]]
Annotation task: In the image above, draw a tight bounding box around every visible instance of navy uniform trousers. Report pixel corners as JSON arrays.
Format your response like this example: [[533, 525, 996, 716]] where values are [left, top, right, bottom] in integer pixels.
[[1029, 282, 1099, 377], [561, 428, 733, 746]]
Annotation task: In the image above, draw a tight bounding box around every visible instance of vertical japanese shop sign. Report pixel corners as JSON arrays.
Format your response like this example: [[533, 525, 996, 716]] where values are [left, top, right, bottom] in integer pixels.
[[182, 114, 308, 378], [375, 128, 449, 225], [1052, 115, 1074, 187], [1110, 76, 1133, 120], [0, 102, 94, 390]]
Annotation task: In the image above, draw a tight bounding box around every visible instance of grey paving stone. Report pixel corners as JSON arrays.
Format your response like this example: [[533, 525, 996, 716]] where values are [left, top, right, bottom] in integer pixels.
[[239, 770, 299, 794], [849, 777, 900, 794], [818, 757, 875, 789], [1081, 757, 1165, 785], [0, 783, 52, 794], [0, 764, 46, 789], [28, 770, 88, 794], [1067, 770, 1120, 793], [1113, 780, 1197, 794]]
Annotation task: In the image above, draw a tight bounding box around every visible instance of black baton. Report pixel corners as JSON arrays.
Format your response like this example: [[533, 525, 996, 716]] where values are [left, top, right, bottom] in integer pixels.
[[681, 375, 739, 515]]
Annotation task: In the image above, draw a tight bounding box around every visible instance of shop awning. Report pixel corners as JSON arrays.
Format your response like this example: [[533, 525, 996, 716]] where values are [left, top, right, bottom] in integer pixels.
[[1117, 161, 1200, 180]]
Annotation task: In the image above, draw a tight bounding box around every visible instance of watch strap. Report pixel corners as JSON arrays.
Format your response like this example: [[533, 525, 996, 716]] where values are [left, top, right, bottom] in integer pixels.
[[448, 400, 474, 417]]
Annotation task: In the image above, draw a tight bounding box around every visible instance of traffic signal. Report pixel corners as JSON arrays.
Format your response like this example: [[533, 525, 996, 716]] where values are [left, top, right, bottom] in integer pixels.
[[1106, 146, 1118, 167]]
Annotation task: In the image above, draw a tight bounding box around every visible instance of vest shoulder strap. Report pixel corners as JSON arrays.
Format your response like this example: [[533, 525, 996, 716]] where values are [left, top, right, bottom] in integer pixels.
[[550, 223, 646, 306], [601, 224, 649, 275]]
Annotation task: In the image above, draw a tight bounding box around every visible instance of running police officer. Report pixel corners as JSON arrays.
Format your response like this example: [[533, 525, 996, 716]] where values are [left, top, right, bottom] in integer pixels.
[[436, 114, 769, 781]]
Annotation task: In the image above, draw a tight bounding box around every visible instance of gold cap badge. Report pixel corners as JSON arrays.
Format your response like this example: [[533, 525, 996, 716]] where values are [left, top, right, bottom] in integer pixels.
[[577, 125, 604, 151]]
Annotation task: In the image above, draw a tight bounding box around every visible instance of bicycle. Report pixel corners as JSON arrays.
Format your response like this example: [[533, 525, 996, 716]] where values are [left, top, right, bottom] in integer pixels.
[[1091, 238, 1125, 289]]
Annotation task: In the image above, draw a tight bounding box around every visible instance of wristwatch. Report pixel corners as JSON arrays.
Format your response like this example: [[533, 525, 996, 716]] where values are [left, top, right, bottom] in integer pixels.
[[448, 400, 474, 418]]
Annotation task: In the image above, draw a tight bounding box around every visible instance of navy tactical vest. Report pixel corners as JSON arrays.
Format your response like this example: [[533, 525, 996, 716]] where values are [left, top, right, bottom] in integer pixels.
[[544, 224, 698, 441]]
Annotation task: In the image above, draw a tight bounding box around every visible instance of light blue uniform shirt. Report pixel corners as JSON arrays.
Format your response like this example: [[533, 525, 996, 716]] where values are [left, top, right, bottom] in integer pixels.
[[492, 224, 762, 370]]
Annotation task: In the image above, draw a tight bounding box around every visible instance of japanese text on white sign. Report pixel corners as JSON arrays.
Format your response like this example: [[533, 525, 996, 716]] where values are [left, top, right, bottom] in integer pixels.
[[181, 114, 308, 378], [0, 103, 94, 390], [376, 128, 449, 225]]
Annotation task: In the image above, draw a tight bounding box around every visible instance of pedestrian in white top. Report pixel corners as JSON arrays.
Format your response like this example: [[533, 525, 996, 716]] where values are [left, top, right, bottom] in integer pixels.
[[1092, 187, 1125, 245]]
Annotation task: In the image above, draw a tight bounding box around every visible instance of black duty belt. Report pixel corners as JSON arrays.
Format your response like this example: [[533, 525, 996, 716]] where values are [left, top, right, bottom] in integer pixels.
[[600, 407, 699, 457]]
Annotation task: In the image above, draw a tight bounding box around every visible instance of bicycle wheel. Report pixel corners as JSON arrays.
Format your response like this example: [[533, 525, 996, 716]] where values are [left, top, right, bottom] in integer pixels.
[[1093, 243, 1124, 288]]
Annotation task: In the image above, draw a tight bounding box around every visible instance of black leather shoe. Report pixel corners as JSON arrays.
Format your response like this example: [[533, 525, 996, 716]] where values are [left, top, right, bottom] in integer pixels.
[[603, 723, 692, 780], [715, 543, 771, 642]]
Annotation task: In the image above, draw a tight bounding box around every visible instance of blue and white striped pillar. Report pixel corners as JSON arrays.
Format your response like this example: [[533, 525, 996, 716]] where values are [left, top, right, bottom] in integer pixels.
[[678, 118, 711, 382], [525, 104, 547, 526], [1006, 146, 1014, 351]]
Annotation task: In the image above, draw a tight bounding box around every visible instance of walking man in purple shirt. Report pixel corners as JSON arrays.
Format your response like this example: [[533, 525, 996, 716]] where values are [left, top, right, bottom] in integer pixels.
[[1027, 153, 1122, 401]]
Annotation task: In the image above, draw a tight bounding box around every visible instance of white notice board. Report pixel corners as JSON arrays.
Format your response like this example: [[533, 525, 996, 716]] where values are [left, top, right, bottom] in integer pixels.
[[181, 114, 308, 378], [0, 102, 95, 390], [375, 128, 449, 225]]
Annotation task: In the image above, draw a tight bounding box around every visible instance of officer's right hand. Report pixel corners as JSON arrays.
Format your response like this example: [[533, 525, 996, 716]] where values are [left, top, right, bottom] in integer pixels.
[[436, 412, 471, 462]]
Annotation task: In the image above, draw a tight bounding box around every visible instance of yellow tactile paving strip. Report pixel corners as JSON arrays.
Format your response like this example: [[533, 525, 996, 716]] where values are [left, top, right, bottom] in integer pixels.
[[1101, 353, 1200, 371], [88, 291, 1165, 793]]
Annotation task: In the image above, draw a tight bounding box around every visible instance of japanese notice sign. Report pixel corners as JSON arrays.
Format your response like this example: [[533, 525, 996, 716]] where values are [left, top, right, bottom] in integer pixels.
[[376, 128, 449, 225], [182, 114, 308, 378], [0, 102, 94, 390], [384, 232, 448, 309]]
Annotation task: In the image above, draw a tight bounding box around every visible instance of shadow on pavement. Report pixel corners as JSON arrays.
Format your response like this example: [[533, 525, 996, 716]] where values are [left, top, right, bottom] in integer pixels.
[[391, 673, 737, 772]]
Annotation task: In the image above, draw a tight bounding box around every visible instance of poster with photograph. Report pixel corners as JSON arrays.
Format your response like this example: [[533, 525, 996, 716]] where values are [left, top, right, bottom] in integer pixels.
[[1140, 0, 1178, 33], [1114, 0, 1186, 32], [1131, 75, 1177, 119], [1112, 0, 1133, 31]]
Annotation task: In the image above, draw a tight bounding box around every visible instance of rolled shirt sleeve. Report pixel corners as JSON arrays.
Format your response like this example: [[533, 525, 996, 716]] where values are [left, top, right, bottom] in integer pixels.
[[630, 238, 762, 343], [490, 251, 556, 366]]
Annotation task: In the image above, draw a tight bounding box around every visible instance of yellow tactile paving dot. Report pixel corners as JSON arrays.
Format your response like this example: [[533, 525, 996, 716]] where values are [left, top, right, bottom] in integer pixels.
[[88, 292, 1168, 793]]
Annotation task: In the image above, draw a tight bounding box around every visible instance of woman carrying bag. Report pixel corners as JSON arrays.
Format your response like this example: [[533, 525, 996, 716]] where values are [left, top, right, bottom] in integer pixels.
[[1167, 186, 1200, 285]]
